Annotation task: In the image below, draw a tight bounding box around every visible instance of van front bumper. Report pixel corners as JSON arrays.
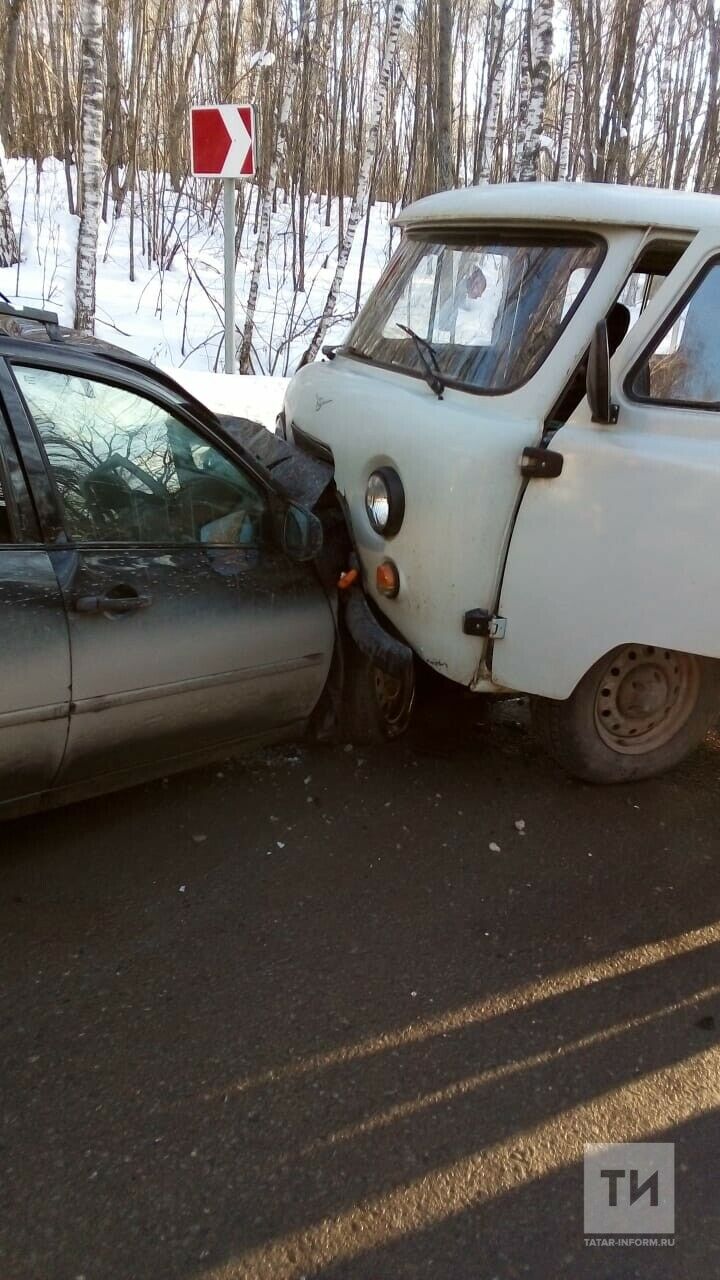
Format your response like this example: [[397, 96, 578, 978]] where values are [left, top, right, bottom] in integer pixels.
[[343, 585, 413, 680]]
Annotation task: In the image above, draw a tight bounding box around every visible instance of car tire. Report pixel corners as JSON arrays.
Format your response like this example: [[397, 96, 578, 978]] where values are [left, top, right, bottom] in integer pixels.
[[532, 644, 720, 784], [341, 641, 415, 744]]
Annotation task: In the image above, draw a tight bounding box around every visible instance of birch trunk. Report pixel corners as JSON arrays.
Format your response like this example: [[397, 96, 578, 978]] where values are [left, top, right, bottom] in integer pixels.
[[436, 0, 453, 190], [300, 1, 404, 367], [0, 154, 19, 268], [557, 15, 579, 180], [1, 0, 25, 154], [695, 3, 720, 191], [517, 0, 554, 182], [238, 3, 309, 374], [512, 0, 532, 180], [657, 2, 677, 187], [478, 0, 508, 184], [74, 0, 104, 333]]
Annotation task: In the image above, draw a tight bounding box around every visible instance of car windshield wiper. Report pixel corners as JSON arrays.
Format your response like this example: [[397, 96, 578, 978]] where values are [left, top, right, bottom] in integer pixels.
[[396, 324, 445, 399]]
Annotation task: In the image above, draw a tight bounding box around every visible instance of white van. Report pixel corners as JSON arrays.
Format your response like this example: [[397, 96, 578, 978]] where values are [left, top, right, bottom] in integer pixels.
[[281, 182, 720, 782]]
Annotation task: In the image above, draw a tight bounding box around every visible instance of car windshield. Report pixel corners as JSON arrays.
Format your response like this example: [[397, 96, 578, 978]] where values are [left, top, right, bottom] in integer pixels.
[[346, 233, 604, 394]]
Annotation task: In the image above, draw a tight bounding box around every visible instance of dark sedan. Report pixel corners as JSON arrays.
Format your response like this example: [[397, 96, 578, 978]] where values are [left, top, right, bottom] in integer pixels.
[[0, 301, 341, 818]]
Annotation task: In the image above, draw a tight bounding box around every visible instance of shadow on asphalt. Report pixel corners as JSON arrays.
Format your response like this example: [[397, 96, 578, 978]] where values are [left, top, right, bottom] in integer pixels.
[[1, 694, 719, 1278]]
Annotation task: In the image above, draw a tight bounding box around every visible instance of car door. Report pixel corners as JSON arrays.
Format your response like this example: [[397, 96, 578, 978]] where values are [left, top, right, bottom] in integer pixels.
[[0, 386, 70, 805], [8, 356, 334, 785]]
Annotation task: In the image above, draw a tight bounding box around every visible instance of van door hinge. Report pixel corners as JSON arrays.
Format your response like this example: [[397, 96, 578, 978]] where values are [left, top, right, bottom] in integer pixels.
[[463, 609, 506, 639], [521, 446, 563, 479]]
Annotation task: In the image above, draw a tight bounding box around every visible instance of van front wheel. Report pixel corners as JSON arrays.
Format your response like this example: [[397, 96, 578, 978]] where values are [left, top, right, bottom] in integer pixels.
[[532, 645, 720, 783], [341, 644, 415, 744]]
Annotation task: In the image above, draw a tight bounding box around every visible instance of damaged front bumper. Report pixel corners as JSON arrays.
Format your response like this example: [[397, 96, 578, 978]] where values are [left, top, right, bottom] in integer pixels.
[[343, 585, 413, 680]]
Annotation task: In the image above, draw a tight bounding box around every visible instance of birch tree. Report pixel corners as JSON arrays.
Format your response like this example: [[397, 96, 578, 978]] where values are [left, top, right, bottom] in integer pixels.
[[0, 152, 18, 268], [557, 14, 579, 180], [238, 2, 309, 374], [512, 0, 532, 180], [74, 0, 104, 333], [300, 0, 405, 366], [436, 0, 453, 190], [477, 0, 509, 183], [0, 0, 25, 153], [517, 0, 554, 182]]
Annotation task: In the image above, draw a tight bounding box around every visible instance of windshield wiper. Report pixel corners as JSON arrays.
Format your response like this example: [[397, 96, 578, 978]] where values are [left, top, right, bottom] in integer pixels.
[[335, 342, 373, 362], [396, 324, 445, 399]]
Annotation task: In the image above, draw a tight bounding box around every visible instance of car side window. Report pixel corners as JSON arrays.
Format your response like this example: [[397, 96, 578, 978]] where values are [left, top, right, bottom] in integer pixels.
[[631, 262, 720, 406], [12, 366, 267, 545]]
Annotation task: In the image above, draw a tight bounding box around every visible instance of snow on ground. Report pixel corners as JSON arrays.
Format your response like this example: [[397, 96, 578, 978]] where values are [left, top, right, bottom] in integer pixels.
[[167, 368, 288, 428], [0, 157, 397, 377]]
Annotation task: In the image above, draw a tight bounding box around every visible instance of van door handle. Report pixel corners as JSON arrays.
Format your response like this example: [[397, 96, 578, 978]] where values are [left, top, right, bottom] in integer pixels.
[[73, 589, 152, 614], [520, 446, 564, 479]]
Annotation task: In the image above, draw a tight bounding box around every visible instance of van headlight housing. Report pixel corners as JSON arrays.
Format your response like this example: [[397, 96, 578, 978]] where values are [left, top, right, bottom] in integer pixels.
[[365, 468, 405, 537]]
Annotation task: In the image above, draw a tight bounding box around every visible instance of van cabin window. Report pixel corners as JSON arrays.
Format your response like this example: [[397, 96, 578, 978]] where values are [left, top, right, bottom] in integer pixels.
[[631, 262, 720, 406], [346, 235, 604, 393]]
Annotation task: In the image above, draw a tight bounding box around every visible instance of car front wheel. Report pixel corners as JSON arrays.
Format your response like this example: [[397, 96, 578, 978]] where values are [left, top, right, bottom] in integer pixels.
[[532, 644, 720, 783]]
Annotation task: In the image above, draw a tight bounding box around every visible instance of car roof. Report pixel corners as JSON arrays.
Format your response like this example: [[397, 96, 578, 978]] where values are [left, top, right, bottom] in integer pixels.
[[0, 316, 158, 370], [0, 317, 207, 405], [395, 181, 720, 234], [0, 318, 287, 491]]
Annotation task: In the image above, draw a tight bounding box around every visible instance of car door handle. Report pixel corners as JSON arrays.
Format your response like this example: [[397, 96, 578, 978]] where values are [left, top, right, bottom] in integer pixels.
[[73, 590, 152, 614]]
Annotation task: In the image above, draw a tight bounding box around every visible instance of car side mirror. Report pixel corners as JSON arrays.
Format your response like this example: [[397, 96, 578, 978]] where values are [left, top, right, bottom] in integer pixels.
[[587, 321, 619, 425], [281, 502, 323, 562]]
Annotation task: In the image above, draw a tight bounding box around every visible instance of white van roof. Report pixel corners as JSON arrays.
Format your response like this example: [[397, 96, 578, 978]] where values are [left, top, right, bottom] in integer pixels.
[[395, 182, 720, 234]]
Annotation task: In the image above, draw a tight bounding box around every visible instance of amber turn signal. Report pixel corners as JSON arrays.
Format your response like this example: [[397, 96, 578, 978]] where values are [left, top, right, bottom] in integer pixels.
[[376, 559, 400, 598]]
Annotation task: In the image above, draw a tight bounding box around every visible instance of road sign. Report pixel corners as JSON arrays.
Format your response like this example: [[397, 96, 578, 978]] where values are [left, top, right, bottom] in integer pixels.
[[190, 104, 256, 179], [190, 104, 257, 374]]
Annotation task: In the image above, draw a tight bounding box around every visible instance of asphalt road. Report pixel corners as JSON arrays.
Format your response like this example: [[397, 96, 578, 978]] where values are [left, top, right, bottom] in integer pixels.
[[1, 697, 719, 1280]]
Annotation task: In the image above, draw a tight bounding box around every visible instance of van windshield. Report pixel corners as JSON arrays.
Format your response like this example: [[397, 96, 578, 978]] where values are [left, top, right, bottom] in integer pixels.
[[345, 234, 604, 394]]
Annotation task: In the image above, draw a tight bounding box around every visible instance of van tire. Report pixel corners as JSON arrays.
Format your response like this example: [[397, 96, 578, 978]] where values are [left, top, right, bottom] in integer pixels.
[[341, 642, 415, 744], [532, 645, 720, 784]]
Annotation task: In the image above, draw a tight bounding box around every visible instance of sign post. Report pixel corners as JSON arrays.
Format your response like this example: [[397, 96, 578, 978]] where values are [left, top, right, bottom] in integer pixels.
[[190, 104, 256, 374], [223, 178, 235, 378]]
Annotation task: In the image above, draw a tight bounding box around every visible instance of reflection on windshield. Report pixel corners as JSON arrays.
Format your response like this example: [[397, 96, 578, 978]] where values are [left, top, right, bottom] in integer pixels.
[[347, 236, 603, 393]]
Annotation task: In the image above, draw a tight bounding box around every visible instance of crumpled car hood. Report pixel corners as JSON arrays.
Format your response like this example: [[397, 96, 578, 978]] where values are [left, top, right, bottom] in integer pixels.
[[217, 414, 334, 509]]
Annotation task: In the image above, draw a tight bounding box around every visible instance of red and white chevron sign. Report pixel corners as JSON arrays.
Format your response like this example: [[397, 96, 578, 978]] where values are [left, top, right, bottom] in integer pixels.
[[190, 104, 256, 179]]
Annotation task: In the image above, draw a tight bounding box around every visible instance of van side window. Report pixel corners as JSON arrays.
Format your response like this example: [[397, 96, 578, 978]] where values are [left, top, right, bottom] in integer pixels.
[[631, 262, 720, 407]]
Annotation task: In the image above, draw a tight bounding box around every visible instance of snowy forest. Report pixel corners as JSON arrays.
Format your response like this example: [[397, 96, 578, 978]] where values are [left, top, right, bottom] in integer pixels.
[[1, 0, 719, 376]]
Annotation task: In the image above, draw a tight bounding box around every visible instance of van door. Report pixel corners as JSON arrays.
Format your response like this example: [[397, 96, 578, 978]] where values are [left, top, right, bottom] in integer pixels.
[[495, 229, 720, 700]]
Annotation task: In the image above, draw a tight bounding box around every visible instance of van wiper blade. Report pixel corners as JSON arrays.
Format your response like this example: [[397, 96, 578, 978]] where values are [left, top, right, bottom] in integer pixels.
[[396, 324, 445, 399], [336, 342, 373, 362]]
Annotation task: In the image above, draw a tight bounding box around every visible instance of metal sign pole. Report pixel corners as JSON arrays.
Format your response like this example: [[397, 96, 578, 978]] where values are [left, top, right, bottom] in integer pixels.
[[223, 177, 235, 375]]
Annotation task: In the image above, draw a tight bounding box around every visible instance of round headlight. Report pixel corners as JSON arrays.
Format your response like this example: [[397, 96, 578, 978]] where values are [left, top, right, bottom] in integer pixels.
[[365, 467, 405, 537]]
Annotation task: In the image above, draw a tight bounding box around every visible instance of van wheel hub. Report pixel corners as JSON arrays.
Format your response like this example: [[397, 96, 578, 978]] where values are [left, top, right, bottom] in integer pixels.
[[374, 667, 414, 732], [593, 646, 699, 754]]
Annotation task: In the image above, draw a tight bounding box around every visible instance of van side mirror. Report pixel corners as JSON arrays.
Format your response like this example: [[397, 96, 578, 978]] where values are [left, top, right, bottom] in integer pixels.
[[281, 502, 323, 562], [587, 321, 619, 425]]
